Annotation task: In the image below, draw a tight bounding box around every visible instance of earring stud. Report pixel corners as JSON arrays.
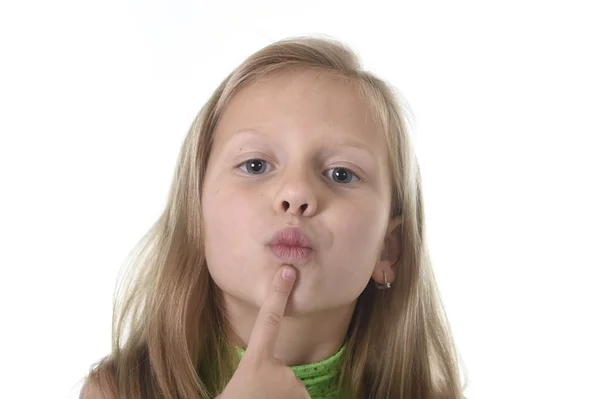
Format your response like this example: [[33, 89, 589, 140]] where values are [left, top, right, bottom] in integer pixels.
[[375, 270, 391, 289]]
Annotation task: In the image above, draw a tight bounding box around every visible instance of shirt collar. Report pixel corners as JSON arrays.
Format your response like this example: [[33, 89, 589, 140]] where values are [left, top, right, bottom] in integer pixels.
[[235, 339, 348, 398]]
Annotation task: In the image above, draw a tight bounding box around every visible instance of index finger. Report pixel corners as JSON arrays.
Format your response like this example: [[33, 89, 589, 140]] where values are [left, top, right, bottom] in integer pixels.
[[245, 265, 297, 359]]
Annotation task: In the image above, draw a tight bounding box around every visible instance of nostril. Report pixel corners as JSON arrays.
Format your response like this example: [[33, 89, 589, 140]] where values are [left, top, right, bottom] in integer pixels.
[[282, 201, 290, 211], [300, 204, 308, 212]]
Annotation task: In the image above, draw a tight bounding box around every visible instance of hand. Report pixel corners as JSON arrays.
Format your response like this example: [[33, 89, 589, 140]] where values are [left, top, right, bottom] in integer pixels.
[[218, 265, 310, 399]]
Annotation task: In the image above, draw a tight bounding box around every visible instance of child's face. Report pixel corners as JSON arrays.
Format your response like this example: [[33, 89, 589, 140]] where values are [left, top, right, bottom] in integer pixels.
[[202, 68, 395, 315]]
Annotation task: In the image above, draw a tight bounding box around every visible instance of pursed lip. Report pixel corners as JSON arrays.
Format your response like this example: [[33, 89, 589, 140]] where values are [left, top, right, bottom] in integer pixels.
[[267, 226, 314, 248], [266, 226, 314, 261]]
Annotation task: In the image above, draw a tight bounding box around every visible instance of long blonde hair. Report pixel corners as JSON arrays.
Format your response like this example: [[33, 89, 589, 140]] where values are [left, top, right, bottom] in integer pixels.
[[82, 35, 466, 399]]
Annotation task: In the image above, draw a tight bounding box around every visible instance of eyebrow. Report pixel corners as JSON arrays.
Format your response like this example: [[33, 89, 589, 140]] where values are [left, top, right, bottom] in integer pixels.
[[228, 129, 378, 159], [329, 138, 377, 159]]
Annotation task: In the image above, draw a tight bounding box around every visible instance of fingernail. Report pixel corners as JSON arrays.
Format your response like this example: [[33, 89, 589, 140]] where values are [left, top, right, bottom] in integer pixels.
[[282, 266, 296, 281]]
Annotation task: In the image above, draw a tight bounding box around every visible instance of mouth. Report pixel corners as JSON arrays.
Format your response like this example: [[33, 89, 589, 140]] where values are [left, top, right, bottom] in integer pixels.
[[267, 244, 314, 261], [266, 226, 314, 262]]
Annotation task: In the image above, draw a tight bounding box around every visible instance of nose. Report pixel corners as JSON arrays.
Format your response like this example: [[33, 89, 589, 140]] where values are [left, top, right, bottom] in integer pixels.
[[273, 166, 318, 217]]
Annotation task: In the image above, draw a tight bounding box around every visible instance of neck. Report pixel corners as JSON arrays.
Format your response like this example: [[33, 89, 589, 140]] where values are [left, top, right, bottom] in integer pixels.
[[223, 293, 356, 365]]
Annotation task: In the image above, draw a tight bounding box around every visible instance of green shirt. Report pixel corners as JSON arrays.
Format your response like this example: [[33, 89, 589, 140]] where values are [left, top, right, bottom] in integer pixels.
[[236, 340, 348, 399]]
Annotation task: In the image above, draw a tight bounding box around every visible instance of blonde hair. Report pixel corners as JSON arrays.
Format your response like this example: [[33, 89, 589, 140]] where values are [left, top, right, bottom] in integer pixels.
[[81, 35, 466, 399]]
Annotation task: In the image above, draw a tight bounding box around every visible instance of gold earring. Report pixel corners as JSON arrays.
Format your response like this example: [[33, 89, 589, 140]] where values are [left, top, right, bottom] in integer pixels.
[[375, 269, 391, 289]]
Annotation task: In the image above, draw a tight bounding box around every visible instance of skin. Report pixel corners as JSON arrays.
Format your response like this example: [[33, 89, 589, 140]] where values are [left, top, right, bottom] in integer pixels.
[[202, 67, 402, 367]]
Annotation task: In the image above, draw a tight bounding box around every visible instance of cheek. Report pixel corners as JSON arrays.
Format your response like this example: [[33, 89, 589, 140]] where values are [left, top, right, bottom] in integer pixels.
[[204, 187, 254, 257], [333, 197, 386, 250], [202, 185, 265, 292], [205, 187, 253, 229], [324, 197, 388, 289]]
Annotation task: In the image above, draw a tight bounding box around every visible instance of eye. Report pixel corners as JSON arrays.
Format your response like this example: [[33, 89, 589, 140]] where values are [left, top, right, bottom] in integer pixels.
[[238, 159, 273, 175], [325, 167, 360, 184]]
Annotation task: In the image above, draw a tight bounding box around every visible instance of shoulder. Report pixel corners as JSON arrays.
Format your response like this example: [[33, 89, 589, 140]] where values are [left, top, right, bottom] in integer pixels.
[[80, 365, 117, 399]]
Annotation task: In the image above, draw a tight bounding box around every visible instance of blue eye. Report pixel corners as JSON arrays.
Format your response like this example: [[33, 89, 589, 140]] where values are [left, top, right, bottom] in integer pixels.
[[239, 159, 272, 174], [325, 167, 359, 184], [238, 159, 359, 184]]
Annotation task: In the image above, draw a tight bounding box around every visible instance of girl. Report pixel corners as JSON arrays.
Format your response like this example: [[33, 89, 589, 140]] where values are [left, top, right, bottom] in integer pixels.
[[81, 35, 466, 399]]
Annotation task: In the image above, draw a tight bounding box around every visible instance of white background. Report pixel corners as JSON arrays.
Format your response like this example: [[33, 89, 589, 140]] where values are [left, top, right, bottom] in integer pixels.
[[1, 1, 598, 398]]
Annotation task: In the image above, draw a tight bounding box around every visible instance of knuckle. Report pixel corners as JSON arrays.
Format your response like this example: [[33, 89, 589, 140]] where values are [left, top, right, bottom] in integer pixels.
[[274, 281, 287, 294], [263, 311, 282, 327]]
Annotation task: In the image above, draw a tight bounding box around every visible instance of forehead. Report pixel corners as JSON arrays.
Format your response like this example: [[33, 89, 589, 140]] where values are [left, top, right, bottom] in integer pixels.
[[213, 68, 385, 151]]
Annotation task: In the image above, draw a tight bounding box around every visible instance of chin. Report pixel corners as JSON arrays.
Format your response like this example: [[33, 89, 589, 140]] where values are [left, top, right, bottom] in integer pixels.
[[282, 291, 340, 317], [252, 283, 310, 316], [281, 300, 314, 317]]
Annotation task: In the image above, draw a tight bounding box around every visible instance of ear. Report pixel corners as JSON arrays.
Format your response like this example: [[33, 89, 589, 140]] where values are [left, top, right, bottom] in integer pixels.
[[372, 215, 403, 285]]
